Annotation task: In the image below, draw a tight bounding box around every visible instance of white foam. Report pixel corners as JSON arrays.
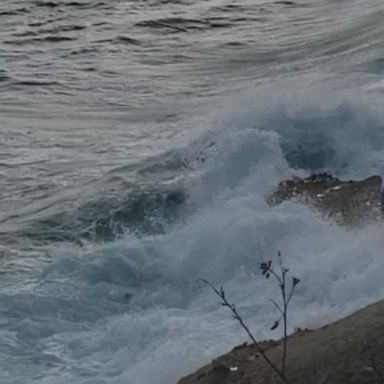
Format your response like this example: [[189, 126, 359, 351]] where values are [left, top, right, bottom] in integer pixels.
[[3, 90, 384, 384]]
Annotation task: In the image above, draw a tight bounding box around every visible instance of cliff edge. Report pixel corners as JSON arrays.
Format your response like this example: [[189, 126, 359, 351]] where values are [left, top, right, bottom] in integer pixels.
[[178, 299, 384, 384]]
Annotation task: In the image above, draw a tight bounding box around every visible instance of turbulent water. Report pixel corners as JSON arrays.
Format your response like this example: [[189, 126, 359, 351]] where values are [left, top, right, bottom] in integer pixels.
[[2, 0, 384, 383]]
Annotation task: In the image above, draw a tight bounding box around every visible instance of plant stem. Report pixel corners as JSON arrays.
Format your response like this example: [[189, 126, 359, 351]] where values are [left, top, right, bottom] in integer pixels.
[[201, 279, 291, 384], [276, 251, 288, 374]]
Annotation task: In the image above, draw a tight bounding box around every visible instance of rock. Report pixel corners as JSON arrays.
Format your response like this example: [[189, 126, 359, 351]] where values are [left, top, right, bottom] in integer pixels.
[[268, 173, 382, 226], [177, 299, 384, 384]]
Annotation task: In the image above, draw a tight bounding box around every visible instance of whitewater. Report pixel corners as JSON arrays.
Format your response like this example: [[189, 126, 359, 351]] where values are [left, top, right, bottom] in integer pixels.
[[2, 0, 384, 383]]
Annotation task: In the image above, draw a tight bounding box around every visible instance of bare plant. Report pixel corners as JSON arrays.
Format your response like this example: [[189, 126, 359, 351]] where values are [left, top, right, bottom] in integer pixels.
[[200, 251, 299, 384], [260, 251, 300, 374], [200, 281, 291, 384]]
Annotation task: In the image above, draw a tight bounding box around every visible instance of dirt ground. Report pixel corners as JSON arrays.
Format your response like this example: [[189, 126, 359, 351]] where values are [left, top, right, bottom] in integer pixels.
[[178, 299, 384, 384]]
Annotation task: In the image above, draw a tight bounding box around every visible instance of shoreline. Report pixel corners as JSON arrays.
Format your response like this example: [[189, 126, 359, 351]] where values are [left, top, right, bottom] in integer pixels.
[[177, 298, 384, 384], [177, 174, 384, 384]]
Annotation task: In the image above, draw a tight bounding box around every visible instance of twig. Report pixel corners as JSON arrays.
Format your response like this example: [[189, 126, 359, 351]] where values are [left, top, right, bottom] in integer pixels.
[[200, 279, 291, 384], [261, 251, 300, 375]]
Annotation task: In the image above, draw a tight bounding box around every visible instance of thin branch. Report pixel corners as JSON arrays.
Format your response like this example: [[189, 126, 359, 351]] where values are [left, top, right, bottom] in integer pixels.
[[200, 279, 291, 384], [262, 252, 299, 376], [269, 268, 283, 285], [277, 250, 285, 276], [286, 285, 297, 307], [269, 298, 284, 316], [277, 253, 288, 375]]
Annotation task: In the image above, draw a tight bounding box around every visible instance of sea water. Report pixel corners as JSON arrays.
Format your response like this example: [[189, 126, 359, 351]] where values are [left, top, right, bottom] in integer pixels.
[[1, 1, 384, 383]]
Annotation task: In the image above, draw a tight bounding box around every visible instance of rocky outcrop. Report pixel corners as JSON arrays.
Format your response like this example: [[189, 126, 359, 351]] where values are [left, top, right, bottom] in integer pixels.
[[176, 173, 384, 384], [268, 173, 382, 226], [177, 299, 384, 384]]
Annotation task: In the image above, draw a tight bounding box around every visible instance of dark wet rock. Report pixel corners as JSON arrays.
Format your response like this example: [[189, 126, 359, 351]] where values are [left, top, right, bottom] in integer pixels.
[[268, 173, 382, 226]]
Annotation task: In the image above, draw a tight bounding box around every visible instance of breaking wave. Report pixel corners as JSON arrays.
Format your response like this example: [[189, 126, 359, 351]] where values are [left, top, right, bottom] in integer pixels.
[[3, 87, 384, 384], [2, 0, 384, 382]]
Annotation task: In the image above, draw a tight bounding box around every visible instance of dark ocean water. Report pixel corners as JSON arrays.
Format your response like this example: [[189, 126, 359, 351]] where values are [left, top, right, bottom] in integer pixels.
[[2, 1, 384, 383]]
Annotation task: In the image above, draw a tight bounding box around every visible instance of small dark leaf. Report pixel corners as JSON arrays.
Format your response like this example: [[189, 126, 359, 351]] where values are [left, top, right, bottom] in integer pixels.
[[266, 273, 270, 279], [270, 320, 279, 330], [293, 277, 300, 287], [260, 262, 268, 274]]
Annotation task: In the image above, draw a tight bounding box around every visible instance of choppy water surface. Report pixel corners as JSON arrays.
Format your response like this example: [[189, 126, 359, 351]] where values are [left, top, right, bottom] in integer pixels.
[[2, 0, 384, 383]]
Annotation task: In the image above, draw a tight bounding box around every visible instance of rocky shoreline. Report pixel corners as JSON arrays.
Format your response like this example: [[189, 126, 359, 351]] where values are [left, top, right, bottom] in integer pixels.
[[268, 173, 382, 226], [177, 299, 384, 384], [176, 173, 384, 384]]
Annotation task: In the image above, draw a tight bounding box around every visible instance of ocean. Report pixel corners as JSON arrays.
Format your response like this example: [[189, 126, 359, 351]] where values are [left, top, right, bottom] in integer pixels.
[[2, 0, 384, 383]]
